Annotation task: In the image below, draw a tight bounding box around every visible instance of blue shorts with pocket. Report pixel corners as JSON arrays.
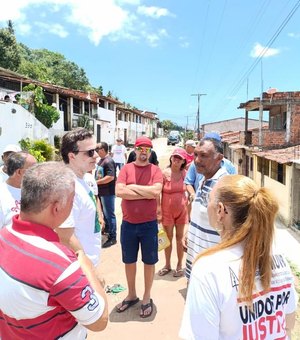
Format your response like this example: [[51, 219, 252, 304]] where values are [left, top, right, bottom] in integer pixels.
[[121, 220, 158, 265]]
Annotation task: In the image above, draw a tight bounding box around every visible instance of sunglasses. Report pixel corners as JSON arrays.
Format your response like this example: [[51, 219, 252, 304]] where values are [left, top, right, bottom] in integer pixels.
[[135, 146, 151, 153], [75, 147, 99, 157]]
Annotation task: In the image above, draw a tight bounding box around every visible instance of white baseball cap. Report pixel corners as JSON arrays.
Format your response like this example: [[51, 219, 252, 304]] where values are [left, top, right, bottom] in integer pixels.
[[185, 140, 197, 147], [2, 144, 21, 154]]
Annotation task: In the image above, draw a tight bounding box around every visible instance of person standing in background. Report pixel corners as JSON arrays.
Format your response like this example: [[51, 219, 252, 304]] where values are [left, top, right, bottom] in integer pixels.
[[184, 140, 197, 168], [157, 148, 188, 278], [96, 142, 117, 248], [111, 138, 127, 170], [0, 152, 37, 228], [0, 144, 22, 183]]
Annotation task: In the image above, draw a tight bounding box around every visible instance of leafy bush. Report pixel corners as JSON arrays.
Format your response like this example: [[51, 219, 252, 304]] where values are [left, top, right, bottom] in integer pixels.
[[19, 138, 55, 162], [22, 84, 60, 128]]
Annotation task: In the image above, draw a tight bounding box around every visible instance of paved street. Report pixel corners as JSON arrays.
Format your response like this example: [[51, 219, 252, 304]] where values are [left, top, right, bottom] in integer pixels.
[[88, 137, 300, 340], [89, 138, 185, 340]]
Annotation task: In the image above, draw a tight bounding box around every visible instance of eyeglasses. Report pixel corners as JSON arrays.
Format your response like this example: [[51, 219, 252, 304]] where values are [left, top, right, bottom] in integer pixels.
[[135, 146, 151, 153], [75, 148, 99, 157]]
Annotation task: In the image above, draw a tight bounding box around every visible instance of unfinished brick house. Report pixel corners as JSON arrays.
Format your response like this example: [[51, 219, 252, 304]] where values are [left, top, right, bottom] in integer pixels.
[[235, 91, 300, 228]]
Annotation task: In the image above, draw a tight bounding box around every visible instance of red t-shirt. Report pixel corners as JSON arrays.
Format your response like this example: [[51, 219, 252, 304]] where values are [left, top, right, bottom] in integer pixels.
[[186, 152, 194, 165], [117, 163, 163, 223]]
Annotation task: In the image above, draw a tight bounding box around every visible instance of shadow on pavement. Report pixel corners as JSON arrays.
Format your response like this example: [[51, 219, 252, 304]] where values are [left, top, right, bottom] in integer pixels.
[[109, 301, 157, 323]]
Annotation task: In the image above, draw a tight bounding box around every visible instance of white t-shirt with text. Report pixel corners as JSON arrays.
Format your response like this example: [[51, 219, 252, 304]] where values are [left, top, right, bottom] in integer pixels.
[[180, 243, 298, 340]]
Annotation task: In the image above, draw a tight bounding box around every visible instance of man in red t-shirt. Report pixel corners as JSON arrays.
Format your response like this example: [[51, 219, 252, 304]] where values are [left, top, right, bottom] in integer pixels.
[[116, 136, 163, 318], [184, 140, 197, 168]]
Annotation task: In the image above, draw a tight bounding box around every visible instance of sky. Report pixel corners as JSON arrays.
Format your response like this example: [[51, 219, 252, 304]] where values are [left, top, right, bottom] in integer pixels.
[[1, 0, 300, 129]]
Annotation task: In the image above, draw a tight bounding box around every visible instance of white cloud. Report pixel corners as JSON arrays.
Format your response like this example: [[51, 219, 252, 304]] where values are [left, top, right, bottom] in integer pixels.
[[65, 1, 128, 45], [145, 33, 160, 47], [0, 0, 172, 46], [137, 6, 174, 19], [179, 36, 190, 48], [288, 32, 300, 39], [250, 43, 280, 58], [18, 23, 31, 35], [142, 28, 169, 47], [158, 29, 168, 37], [117, 0, 141, 4], [35, 22, 68, 38]]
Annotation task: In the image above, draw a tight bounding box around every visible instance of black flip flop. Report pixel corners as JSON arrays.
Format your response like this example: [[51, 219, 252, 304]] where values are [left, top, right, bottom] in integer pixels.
[[116, 297, 139, 313], [140, 299, 153, 318]]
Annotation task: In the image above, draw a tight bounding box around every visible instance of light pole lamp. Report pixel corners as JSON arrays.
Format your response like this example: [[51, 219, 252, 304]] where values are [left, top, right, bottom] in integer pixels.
[[191, 93, 206, 140]]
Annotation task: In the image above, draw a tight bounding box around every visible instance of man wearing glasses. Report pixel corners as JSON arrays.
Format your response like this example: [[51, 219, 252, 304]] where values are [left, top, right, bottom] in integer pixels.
[[56, 128, 103, 268], [116, 136, 163, 318]]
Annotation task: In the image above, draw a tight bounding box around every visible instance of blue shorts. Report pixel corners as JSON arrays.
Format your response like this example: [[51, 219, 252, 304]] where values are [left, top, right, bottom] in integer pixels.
[[121, 220, 158, 265]]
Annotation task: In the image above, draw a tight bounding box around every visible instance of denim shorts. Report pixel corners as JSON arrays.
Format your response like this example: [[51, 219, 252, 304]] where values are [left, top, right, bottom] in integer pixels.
[[120, 220, 158, 265]]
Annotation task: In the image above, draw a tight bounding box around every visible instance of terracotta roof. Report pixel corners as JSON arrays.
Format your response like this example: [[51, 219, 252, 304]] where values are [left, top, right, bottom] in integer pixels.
[[254, 144, 300, 164], [220, 131, 240, 144]]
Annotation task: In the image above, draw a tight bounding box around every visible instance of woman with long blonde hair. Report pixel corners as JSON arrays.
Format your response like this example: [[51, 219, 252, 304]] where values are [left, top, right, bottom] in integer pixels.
[[180, 175, 297, 339]]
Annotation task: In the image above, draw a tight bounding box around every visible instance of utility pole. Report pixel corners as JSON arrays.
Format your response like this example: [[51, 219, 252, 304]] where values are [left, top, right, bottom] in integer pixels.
[[184, 115, 192, 139], [191, 93, 206, 140]]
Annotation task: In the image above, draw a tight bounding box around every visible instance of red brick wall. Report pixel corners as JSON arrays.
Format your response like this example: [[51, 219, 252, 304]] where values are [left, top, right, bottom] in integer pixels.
[[250, 102, 300, 147]]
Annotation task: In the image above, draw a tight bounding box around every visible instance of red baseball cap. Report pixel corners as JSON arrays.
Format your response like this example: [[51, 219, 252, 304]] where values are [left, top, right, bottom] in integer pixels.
[[171, 148, 187, 160], [134, 136, 153, 148]]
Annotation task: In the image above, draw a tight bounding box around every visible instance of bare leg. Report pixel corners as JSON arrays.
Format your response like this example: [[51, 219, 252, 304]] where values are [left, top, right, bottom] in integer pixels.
[[141, 263, 155, 317], [175, 224, 185, 271], [117, 263, 138, 311], [162, 225, 174, 269]]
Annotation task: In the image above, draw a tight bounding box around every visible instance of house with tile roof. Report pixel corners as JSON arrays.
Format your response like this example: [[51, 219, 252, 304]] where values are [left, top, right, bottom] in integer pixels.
[[236, 91, 300, 228], [0, 67, 160, 151]]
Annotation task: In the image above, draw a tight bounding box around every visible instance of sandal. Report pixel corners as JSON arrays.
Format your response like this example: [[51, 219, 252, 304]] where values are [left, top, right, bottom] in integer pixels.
[[140, 299, 153, 318], [173, 268, 184, 277], [158, 267, 172, 276], [116, 297, 139, 313]]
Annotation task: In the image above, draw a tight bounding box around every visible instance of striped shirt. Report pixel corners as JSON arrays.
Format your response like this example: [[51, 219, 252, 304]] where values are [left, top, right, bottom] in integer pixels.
[[0, 215, 105, 339], [185, 167, 229, 279]]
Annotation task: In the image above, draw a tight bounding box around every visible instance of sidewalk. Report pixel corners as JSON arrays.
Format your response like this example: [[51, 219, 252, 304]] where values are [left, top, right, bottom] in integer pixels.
[[275, 219, 300, 270]]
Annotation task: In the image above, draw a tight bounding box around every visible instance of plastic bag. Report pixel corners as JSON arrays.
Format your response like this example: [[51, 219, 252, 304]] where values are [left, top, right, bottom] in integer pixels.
[[158, 227, 170, 251]]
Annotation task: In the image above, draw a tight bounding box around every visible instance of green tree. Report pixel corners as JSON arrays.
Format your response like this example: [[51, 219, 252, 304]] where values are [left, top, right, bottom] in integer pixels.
[[0, 20, 21, 71], [161, 120, 175, 132], [22, 84, 60, 128], [18, 47, 90, 90], [95, 85, 103, 96]]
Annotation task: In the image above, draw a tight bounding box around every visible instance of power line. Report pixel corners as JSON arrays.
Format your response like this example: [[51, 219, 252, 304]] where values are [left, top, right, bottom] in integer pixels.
[[229, 0, 300, 98]]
